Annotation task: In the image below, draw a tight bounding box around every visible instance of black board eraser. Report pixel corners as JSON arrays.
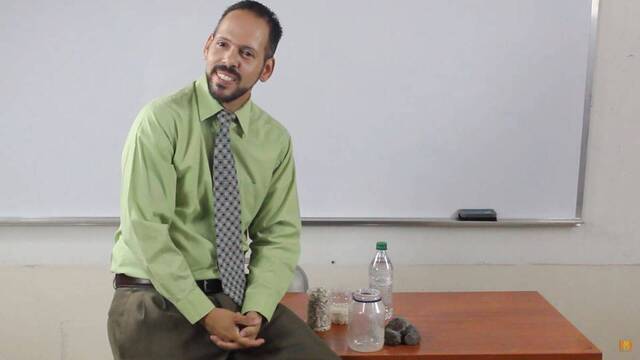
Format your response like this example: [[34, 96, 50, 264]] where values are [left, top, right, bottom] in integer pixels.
[[457, 209, 497, 221]]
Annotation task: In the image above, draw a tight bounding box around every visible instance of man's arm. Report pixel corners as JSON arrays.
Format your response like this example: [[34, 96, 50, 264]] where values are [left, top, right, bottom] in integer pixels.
[[122, 107, 264, 350], [119, 106, 214, 324], [242, 135, 302, 321]]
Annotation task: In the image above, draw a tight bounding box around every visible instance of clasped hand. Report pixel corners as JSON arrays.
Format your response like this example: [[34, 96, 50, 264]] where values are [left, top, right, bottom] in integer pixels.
[[200, 308, 265, 350]]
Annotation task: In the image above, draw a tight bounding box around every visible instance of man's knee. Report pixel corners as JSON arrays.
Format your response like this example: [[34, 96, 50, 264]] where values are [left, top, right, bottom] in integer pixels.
[[246, 304, 339, 359]]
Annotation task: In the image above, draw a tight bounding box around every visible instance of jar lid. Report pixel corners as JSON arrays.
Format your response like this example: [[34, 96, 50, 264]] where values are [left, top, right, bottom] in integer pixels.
[[352, 288, 381, 303]]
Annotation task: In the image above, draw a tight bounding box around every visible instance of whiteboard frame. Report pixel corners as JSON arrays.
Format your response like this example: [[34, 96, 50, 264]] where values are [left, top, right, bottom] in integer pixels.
[[0, 0, 599, 227], [0, 217, 583, 227], [575, 0, 600, 219]]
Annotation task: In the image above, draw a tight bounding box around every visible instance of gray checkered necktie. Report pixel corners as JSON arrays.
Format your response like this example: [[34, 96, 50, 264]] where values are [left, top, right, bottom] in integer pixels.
[[213, 109, 245, 306]]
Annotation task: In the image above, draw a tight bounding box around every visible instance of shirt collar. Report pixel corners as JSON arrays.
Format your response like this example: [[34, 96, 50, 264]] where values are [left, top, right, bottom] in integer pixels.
[[195, 74, 251, 136]]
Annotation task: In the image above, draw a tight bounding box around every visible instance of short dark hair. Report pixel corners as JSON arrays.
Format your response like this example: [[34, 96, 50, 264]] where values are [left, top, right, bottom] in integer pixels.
[[216, 0, 283, 59]]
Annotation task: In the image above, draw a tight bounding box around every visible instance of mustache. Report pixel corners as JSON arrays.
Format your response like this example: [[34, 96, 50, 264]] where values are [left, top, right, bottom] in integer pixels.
[[212, 64, 241, 81]]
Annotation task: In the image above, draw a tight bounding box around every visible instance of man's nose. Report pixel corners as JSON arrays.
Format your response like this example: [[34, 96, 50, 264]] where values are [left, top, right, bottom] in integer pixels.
[[222, 47, 241, 69]]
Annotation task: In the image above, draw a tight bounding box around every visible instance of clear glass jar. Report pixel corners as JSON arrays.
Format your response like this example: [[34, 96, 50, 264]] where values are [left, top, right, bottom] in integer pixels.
[[330, 288, 351, 325], [347, 288, 385, 352]]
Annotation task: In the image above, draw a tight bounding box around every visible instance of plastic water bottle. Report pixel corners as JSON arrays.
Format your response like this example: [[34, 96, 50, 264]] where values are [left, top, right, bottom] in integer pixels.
[[368, 241, 393, 320]]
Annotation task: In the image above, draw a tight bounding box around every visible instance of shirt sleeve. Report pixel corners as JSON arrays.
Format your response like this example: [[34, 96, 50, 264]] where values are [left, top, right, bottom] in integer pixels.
[[242, 135, 302, 321], [119, 106, 215, 324]]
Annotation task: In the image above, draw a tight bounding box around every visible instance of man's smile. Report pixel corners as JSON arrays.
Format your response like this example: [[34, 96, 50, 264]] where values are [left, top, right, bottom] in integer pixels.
[[212, 65, 241, 86]]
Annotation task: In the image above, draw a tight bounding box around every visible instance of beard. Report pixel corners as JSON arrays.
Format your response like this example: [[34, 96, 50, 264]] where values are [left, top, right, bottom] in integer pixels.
[[206, 63, 265, 104], [207, 64, 256, 104], [209, 82, 250, 103]]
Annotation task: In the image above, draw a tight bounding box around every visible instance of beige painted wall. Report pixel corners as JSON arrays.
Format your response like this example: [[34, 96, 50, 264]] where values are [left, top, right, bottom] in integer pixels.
[[1, 0, 639, 359]]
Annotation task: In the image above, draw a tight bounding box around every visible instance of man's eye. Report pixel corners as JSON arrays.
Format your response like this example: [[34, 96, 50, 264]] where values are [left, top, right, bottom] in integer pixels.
[[216, 41, 227, 47], [242, 51, 254, 58]]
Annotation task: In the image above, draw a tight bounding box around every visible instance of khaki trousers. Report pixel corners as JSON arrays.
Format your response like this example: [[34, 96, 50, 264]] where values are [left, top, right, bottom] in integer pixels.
[[107, 287, 339, 360]]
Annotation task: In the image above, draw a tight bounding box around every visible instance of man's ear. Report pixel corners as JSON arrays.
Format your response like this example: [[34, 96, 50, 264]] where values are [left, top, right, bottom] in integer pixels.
[[203, 33, 214, 59], [259, 57, 275, 82]]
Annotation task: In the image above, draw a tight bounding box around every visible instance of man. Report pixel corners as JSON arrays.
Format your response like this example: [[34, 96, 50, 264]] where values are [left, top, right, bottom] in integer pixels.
[[107, 1, 339, 359]]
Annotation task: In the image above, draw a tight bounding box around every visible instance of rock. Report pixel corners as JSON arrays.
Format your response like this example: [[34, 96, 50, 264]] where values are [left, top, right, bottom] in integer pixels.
[[402, 324, 421, 345], [384, 327, 402, 345], [387, 317, 410, 333], [386, 317, 421, 346]]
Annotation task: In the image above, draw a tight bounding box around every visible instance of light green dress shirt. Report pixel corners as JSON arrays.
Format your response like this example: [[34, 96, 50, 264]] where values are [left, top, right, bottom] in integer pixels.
[[111, 75, 302, 324]]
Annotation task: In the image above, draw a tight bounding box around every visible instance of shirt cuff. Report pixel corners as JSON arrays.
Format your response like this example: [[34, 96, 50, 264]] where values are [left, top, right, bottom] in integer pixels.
[[174, 286, 216, 324], [242, 287, 280, 322]]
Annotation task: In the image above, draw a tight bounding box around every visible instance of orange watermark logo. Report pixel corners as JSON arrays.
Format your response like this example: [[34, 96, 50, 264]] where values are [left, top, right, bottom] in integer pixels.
[[619, 339, 633, 352]]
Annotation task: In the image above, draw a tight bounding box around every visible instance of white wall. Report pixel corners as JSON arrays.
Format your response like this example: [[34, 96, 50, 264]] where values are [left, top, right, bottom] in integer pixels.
[[1, 0, 638, 359]]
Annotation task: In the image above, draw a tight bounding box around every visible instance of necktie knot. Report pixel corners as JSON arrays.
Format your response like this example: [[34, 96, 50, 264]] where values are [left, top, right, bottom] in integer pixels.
[[217, 110, 236, 127]]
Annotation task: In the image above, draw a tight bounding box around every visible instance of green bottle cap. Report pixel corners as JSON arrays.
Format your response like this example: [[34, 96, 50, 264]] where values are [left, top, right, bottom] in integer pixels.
[[376, 241, 387, 250]]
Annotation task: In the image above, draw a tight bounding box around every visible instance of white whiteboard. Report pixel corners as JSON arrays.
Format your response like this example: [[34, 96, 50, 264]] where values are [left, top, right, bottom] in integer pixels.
[[0, 0, 594, 220]]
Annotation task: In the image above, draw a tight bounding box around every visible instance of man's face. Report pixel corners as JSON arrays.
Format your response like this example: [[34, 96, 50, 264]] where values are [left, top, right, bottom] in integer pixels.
[[204, 10, 274, 109]]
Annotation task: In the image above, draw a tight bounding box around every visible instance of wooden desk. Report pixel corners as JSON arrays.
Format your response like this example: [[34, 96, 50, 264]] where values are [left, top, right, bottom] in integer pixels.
[[281, 291, 601, 359]]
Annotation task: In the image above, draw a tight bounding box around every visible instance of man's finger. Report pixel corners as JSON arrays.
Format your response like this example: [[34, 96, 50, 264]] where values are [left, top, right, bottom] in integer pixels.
[[234, 313, 261, 327], [210, 335, 242, 351], [228, 332, 265, 348], [210, 334, 265, 350], [239, 325, 259, 339], [216, 325, 240, 342], [234, 333, 265, 348]]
